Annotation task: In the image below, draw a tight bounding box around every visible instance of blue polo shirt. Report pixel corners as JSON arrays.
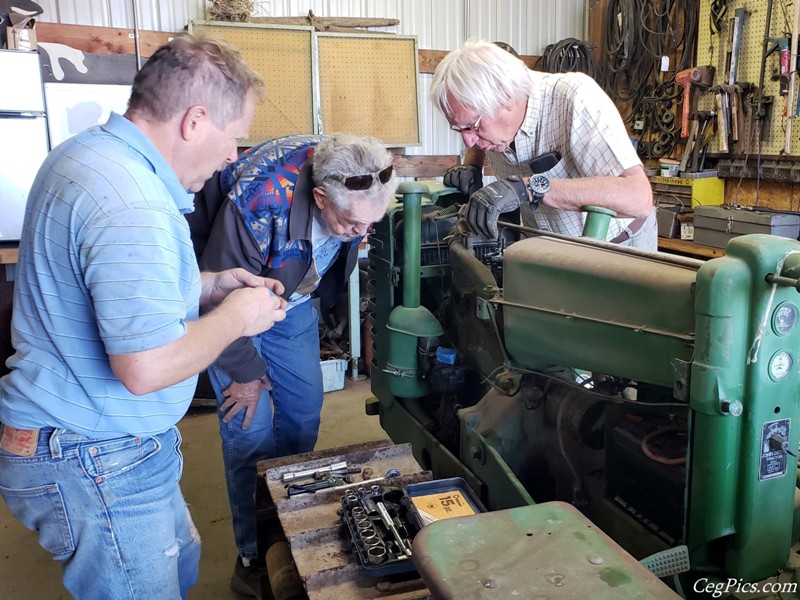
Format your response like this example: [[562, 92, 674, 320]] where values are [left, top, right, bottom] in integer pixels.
[[0, 113, 202, 438]]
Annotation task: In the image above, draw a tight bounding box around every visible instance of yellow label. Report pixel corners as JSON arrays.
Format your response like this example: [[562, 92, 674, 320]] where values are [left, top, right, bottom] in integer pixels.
[[411, 491, 476, 525]]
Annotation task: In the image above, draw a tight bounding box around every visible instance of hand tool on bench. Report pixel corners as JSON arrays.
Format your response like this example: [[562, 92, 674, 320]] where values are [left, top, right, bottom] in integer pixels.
[[376, 500, 412, 557], [282, 461, 348, 483]]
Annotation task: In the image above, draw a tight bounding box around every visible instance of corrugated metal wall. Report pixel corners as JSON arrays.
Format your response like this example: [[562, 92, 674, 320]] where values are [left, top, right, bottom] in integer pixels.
[[35, 0, 586, 155], [36, 0, 201, 31]]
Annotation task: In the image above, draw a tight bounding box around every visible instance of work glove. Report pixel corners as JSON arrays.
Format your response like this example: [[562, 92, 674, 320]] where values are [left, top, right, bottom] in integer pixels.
[[443, 164, 484, 196], [466, 177, 529, 238]]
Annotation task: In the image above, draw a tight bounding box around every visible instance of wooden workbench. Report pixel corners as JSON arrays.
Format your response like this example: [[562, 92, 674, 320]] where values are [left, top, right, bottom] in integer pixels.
[[0, 246, 19, 265], [658, 238, 725, 259], [256, 440, 432, 600]]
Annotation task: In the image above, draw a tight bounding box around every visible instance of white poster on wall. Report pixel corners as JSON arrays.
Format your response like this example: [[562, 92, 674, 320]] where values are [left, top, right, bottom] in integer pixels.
[[44, 83, 131, 149]]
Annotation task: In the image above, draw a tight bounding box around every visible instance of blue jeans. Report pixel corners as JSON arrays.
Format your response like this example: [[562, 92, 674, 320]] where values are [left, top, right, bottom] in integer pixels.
[[0, 426, 200, 600], [208, 300, 323, 560]]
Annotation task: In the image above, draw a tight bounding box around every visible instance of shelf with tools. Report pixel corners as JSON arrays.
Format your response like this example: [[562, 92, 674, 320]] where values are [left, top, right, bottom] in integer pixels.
[[696, 0, 800, 158]]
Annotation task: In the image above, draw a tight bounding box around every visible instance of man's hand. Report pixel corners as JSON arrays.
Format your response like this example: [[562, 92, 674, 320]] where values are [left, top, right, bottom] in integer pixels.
[[443, 164, 484, 196], [217, 286, 287, 338], [220, 376, 271, 429], [201, 268, 285, 307], [466, 177, 529, 238]]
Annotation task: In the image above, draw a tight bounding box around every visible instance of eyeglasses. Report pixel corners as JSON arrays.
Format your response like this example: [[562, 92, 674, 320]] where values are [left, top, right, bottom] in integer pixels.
[[450, 116, 482, 133], [328, 165, 394, 191]]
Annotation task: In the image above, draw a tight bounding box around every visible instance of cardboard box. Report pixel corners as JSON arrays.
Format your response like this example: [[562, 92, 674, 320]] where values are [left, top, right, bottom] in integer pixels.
[[7, 26, 37, 51], [6, 13, 37, 51], [678, 213, 694, 240]]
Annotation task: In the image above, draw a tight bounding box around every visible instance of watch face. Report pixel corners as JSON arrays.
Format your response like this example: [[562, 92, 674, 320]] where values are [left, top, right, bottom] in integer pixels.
[[529, 174, 550, 196]]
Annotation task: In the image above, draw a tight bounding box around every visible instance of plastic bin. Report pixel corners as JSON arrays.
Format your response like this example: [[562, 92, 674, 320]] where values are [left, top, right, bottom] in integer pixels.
[[340, 484, 421, 577], [405, 477, 485, 526], [321, 358, 347, 393]]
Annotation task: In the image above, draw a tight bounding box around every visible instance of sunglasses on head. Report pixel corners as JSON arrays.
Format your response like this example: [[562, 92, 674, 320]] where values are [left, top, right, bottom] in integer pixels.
[[329, 165, 393, 191]]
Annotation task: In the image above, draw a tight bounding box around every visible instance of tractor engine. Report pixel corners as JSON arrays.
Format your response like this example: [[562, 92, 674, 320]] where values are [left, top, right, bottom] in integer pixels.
[[368, 182, 800, 591]]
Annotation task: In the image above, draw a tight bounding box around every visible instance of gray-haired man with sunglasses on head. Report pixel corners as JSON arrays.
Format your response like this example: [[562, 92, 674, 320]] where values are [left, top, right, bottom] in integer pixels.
[[191, 134, 397, 598]]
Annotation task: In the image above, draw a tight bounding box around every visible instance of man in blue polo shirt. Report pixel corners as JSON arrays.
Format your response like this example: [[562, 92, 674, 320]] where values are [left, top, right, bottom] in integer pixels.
[[0, 35, 287, 600]]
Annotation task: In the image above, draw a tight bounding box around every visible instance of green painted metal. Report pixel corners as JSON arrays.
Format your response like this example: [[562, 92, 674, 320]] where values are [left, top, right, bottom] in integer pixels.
[[368, 185, 451, 409], [377, 395, 486, 494], [369, 180, 800, 587], [385, 182, 443, 398], [397, 182, 427, 307], [446, 241, 506, 378], [413, 502, 681, 599], [459, 427, 536, 509], [385, 306, 443, 397], [501, 236, 697, 388], [582, 205, 616, 240], [689, 234, 800, 581]]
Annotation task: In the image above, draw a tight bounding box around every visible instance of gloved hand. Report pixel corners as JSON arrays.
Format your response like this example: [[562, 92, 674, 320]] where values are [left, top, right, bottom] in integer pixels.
[[466, 177, 529, 238], [443, 164, 484, 196]]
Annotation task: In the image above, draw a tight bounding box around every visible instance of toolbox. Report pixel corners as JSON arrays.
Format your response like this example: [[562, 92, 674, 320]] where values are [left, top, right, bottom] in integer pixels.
[[405, 477, 485, 526], [693, 206, 800, 248], [340, 477, 484, 576], [649, 174, 724, 208], [340, 484, 422, 576], [655, 198, 691, 239]]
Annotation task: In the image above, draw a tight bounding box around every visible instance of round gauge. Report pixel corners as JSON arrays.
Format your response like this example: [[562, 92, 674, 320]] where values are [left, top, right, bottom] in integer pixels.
[[773, 303, 799, 336], [769, 351, 794, 381]]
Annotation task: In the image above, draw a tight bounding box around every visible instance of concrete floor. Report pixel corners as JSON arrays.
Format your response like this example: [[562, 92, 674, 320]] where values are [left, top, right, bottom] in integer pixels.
[[0, 378, 385, 599]]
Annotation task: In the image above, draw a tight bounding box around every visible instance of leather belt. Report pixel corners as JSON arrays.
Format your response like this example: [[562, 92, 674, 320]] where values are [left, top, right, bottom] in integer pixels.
[[610, 216, 647, 244]]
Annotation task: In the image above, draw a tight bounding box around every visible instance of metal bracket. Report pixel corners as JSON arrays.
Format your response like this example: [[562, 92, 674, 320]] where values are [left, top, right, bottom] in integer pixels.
[[476, 297, 492, 320], [672, 358, 691, 402]]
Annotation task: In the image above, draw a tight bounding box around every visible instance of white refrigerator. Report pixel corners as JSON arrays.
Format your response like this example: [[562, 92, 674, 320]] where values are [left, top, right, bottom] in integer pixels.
[[0, 49, 49, 242]]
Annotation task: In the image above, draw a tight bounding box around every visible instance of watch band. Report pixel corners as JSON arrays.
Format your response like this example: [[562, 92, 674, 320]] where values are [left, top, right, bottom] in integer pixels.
[[527, 175, 549, 210]]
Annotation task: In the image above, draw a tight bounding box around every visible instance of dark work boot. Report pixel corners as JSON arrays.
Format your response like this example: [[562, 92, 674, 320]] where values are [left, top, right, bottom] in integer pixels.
[[230, 556, 263, 599]]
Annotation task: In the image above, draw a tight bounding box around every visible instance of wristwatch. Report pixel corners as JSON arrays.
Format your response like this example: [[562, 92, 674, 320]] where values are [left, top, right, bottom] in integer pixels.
[[527, 174, 550, 209]]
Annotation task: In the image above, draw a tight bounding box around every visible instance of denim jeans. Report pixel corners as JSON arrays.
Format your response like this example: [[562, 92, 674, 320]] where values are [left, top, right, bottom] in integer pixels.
[[0, 425, 200, 600], [208, 299, 323, 560]]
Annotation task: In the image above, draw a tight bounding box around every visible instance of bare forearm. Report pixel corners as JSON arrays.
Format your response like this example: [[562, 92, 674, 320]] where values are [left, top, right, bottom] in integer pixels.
[[110, 284, 285, 396], [199, 271, 217, 306], [109, 305, 248, 396], [544, 166, 653, 218]]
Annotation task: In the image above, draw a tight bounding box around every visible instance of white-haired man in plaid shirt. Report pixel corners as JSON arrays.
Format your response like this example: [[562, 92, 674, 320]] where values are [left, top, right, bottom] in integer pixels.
[[431, 39, 656, 249]]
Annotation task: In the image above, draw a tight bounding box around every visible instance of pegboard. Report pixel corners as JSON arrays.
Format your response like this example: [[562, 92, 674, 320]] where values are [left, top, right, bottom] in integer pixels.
[[316, 34, 420, 146], [697, 1, 800, 156], [189, 21, 315, 144]]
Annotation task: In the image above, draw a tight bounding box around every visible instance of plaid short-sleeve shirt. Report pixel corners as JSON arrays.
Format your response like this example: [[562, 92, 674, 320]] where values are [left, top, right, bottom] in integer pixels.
[[490, 71, 642, 240]]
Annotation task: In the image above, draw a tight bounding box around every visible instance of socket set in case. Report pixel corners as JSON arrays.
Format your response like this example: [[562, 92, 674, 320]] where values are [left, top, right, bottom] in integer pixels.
[[340, 484, 422, 576]]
